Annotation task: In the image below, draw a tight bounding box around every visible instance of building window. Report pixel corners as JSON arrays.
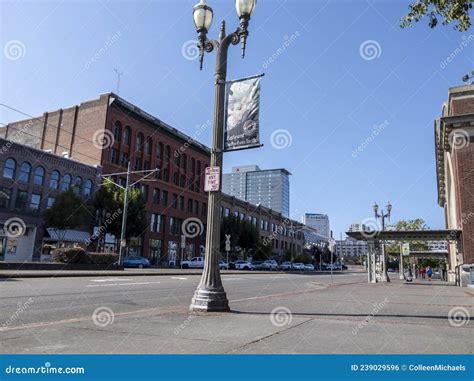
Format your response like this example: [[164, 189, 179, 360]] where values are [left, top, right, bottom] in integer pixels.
[[62, 174, 72, 191], [33, 166, 45, 186], [135, 158, 142, 171], [47, 196, 56, 209], [18, 162, 31, 183], [224, 208, 230, 217], [143, 161, 150, 171], [110, 148, 119, 164], [73, 176, 82, 195], [123, 126, 131, 146], [112, 122, 121, 142], [50, 170, 60, 189], [162, 168, 169, 182], [161, 190, 168, 206], [194, 200, 199, 215], [121, 152, 129, 167], [191, 158, 196, 174], [145, 138, 152, 155], [149, 239, 162, 265], [30, 193, 41, 212], [3, 158, 16, 179], [153, 188, 160, 204], [173, 172, 179, 185], [141, 185, 149, 201], [169, 217, 182, 235], [182, 154, 187, 171], [0, 188, 11, 209], [180, 175, 186, 188], [179, 195, 185, 211], [84, 180, 93, 198], [156, 143, 163, 160], [151, 214, 164, 233], [187, 198, 193, 213], [172, 193, 178, 209], [136, 133, 144, 151], [14, 190, 28, 212], [202, 203, 207, 215], [165, 146, 171, 163], [174, 151, 181, 167]]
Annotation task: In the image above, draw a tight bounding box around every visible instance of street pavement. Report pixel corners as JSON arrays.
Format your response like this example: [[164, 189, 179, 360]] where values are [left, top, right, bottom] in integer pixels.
[[0, 272, 472, 354]]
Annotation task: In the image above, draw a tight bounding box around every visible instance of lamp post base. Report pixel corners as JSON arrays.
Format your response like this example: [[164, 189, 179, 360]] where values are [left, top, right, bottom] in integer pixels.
[[189, 287, 230, 312]]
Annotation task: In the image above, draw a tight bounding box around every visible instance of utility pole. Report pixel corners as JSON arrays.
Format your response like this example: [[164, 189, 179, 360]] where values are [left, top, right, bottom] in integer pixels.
[[114, 68, 123, 95], [102, 163, 158, 266]]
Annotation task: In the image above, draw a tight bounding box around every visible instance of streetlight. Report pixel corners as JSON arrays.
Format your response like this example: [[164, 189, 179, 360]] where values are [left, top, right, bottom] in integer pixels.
[[373, 201, 392, 282], [189, 0, 257, 312]]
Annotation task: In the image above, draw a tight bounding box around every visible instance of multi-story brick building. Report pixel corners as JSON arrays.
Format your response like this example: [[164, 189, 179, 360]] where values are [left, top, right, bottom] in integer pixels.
[[435, 84, 474, 281], [0, 137, 101, 262], [1, 93, 210, 265]]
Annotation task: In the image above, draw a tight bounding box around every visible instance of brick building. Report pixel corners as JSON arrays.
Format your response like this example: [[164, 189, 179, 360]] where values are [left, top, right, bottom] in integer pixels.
[[0, 137, 101, 262], [435, 84, 474, 281]]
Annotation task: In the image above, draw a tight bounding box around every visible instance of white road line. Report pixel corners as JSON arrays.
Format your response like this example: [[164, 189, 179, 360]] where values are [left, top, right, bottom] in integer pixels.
[[85, 281, 160, 288], [119, 282, 161, 286], [90, 278, 133, 282], [171, 277, 187, 280]]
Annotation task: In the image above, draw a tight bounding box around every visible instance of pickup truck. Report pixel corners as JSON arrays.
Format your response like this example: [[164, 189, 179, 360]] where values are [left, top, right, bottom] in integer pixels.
[[181, 257, 204, 269]]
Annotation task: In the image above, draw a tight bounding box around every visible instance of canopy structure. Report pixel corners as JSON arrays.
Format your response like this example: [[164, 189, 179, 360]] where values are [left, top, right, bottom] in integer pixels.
[[346, 229, 461, 242], [46, 228, 90, 243]]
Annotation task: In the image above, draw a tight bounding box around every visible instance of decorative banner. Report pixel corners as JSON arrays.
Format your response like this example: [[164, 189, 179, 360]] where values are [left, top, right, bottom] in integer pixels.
[[224, 74, 263, 152], [402, 243, 410, 256]]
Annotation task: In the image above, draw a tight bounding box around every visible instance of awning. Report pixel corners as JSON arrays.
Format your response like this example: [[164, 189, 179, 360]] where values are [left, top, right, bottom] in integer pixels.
[[46, 228, 90, 243]]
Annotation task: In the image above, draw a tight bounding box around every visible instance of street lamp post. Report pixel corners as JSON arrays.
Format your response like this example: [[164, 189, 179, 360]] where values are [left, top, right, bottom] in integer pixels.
[[373, 201, 392, 282], [189, 0, 257, 312]]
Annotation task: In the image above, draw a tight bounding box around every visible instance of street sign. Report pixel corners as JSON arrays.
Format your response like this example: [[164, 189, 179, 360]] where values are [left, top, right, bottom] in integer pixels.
[[402, 243, 410, 256], [181, 235, 186, 248], [225, 234, 231, 252], [120, 239, 126, 247], [204, 166, 220, 192]]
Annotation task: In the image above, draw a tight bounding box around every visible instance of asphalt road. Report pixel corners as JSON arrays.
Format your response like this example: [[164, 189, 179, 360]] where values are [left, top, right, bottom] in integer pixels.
[[0, 272, 472, 354]]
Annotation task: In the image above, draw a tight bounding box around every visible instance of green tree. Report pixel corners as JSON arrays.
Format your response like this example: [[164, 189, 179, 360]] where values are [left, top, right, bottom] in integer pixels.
[[93, 182, 146, 249], [43, 188, 92, 245], [386, 218, 429, 253], [220, 215, 259, 256], [401, 0, 472, 31]]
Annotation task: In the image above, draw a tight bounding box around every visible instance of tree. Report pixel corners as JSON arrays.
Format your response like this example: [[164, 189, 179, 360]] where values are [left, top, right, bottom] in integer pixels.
[[220, 215, 259, 257], [93, 182, 146, 250], [43, 188, 92, 246], [386, 218, 429, 253], [401, 0, 472, 31]]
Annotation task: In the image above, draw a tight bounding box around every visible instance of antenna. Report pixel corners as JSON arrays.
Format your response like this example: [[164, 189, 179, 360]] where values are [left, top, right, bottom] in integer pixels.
[[114, 68, 123, 95]]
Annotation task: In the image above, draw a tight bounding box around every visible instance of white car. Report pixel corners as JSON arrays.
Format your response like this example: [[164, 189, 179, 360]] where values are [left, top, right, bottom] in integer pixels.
[[219, 260, 229, 270], [234, 260, 254, 270], [181, 257, 204, 269], [293, 263, 305, 271], [280, 261, 293, 270], [262, 260, 278, 271], [304, 264, 315, 271]]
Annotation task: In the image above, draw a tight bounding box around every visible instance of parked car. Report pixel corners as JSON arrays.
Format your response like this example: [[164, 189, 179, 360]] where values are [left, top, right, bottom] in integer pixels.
[[181, 257, 204, 269], [326, 263, 342, 271], [280, 261, 293, 270], [252, 261, 265, 270], [234, 260, 254, 270], [262, 260, 279, 271], [293, 263, 305, 271], [219, 260, 229, 270], [304, 264, 315, 271], [123, 256, 150, 268]]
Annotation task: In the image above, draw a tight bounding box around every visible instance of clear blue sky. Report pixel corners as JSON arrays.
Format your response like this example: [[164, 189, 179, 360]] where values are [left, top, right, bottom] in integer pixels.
[[1, 0, 473, 237]]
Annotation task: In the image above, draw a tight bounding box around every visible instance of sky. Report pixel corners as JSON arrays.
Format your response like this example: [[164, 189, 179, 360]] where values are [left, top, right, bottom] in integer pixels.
[[1, 0, 473, 238]]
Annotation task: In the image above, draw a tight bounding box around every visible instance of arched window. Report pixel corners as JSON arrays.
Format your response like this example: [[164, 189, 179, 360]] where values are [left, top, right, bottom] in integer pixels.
[[123, 126, 131, 146], [136, 133, 144, 151], [18, 162, 32, 183], [165, 145, 171, 162], [3, 158, 16, 179], [62, 174, 72, 191], [73, 176, 83, 195], [145, 137, 152, 155], [191, 158, 196, 174], [84, 179, 93, 198], [50, 170, 60, 189], [157, 142, 163, 160], [112, 121, 121, 142], [33, 166, 45, 186], [182, 153, 187, 171]]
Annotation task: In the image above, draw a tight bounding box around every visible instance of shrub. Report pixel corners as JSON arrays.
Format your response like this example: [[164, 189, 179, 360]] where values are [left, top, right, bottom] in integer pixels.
[[52, 248, 118, 265]]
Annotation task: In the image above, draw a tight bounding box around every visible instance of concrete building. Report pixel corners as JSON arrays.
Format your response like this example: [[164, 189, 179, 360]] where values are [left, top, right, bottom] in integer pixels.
[[435, 84, 474, 281], [302, 213, 330, 238], [0, 137, 101, 262], [335, 237, 368, 259], [1, 93, 211, 265], [222, 165, 290, 217]]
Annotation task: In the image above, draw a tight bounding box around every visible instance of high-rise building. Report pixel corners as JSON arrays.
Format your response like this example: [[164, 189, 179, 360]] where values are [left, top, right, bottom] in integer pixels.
[[302, 213, 330, 238], [222, 165, 290, 217]]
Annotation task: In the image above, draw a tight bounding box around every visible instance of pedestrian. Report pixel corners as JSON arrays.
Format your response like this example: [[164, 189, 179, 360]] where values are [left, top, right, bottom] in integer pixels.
[[420, 267, 425, 280], [426, 266, 433, 281], [440, 261, 447, 281]]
